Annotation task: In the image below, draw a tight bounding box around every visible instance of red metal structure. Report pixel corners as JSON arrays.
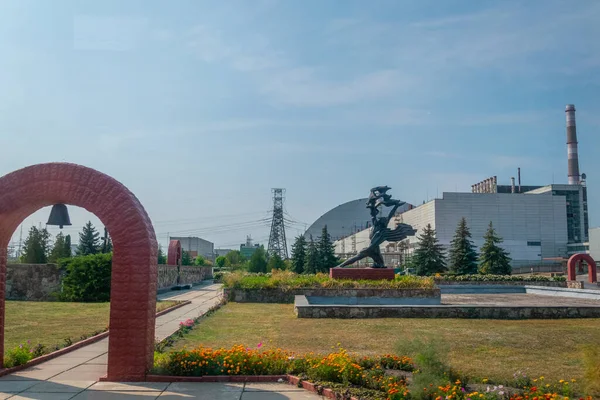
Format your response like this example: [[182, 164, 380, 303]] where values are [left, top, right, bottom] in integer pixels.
[[567, 253, 597, 283], [0, 163, 157, 381], [167, 240, 182, 266]]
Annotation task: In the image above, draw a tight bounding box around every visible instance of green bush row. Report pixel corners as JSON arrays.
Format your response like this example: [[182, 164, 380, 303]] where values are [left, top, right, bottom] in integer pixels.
[[434, 274, 566, 282]]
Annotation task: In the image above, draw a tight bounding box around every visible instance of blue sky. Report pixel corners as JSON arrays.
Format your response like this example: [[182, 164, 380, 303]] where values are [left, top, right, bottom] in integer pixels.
[[1, 0, 599, 250]]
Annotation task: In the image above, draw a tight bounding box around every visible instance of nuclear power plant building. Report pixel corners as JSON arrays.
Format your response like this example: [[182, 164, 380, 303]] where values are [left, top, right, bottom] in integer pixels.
[[333, 105, 590, 271]]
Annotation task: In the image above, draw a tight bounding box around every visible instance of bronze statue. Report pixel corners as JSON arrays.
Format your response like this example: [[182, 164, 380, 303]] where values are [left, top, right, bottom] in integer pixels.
[[335, 186, 416, 268]]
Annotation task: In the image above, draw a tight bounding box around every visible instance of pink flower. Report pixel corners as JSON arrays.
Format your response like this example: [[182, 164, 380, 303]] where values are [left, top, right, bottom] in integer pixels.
[[257, 342, 263, 348]]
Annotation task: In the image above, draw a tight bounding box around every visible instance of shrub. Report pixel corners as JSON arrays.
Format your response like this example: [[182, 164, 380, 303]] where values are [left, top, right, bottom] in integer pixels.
[[435, 274, 565, 282], [222, 270, 434, 290], [59, 253, 112, 302], [4, 343, 34, 368], [396, 337, 458, 399]]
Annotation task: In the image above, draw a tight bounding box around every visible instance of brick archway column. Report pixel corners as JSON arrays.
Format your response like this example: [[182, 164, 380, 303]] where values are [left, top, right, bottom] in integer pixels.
[[0, 163, 157, 381], [167, 240, 182, 266], [567, 253, 597, 283]]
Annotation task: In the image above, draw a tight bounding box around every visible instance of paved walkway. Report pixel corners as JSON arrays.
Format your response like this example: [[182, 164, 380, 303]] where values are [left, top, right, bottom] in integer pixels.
[[0, 283, 321, 399]]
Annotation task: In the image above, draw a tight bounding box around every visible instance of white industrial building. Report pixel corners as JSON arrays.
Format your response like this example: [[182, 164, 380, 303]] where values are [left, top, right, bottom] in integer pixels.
[[169, 236, 214, 261], [334, 184, 589, 271]]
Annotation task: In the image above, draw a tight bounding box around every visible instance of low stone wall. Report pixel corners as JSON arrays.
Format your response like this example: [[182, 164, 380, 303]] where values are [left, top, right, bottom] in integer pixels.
[[157, 265, 213, 289], [435, 280, 566, 288], [6, 264, 63, 301], [5, 263, 213, 301], [295, 304, 600, 319], [224, 288, 440, 304]]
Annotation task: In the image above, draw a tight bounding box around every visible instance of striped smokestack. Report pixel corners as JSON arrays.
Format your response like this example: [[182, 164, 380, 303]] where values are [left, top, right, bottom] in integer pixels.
[[566, 104, 580, 185]]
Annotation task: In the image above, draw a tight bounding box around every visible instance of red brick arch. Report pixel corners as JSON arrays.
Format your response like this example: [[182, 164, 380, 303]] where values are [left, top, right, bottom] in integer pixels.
[[167, 240, 182, 266], [0, 163, 157, 381], [567, 253, 597, 283]]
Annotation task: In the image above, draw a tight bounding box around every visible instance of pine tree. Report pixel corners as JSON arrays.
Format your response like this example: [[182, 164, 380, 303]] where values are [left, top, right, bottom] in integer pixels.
[[49, 232, 72, 263], [317, 225, 338, 272], [290, 235, 307, 274], [21, 226, 51, 263], [157, 245, 167, 264], [448, 217, 479, 275], [304, 236, 319, 274], [478, 222, 512, 275], [64, 234, 72, 258], [410, 224, 447, 276], [77, 221, 101, 256]]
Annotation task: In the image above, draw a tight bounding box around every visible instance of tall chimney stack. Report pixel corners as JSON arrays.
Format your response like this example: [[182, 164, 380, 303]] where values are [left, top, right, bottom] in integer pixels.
[[511, 177, 515, 193], [566, 104, 580, 185], [518, 167, 521, 193]]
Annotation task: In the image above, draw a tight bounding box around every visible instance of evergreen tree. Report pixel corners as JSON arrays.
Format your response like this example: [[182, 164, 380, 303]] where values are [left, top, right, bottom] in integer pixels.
[[64, 234, 72, 258], [410, 224, 447, 276], [101, 229, 113, 254], [21, 226, 51, 263], [157, 245, 167, 264], [317, 225, 338, 272], [77, 221, 101, 256], [49, 232, 72, 263], [448, 217, 479, 275], [290, 235, 307, 274], [248, 247, 268, 273], [304, 236, 319, 274], [181, 250, 192, 266], [479, 222, 512, 275], [267, 253, 286, 270]]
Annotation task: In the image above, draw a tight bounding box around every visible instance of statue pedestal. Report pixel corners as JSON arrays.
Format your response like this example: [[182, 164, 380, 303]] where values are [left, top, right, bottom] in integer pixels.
[[330, 268, 395, 280]]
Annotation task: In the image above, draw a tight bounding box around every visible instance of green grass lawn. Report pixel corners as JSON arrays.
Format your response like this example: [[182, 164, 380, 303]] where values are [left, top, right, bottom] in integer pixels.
[[5, 300, 179, 351], [176, 303, 600, 382]]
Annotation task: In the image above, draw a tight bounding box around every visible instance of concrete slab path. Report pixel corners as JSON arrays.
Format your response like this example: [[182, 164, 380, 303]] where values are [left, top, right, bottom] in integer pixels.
[[0, 283, 321, 399]]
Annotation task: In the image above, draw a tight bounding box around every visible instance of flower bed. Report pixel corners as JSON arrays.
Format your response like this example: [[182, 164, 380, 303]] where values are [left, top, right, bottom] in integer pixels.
[[154, 344, 413, 399], [152, 344, 594, 400]]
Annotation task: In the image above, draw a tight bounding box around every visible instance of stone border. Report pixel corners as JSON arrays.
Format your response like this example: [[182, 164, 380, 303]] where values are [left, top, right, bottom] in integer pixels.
[[0, 300, 191, 378], [294, 295, 600, 319], [224, 288, 440, 303]]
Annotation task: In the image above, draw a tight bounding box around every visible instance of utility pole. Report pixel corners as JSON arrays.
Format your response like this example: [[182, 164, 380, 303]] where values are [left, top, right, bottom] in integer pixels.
[[267, 188, 289, 259]]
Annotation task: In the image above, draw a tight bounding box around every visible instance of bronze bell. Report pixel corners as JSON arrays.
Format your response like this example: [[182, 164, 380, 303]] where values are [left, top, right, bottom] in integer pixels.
[[46, 204, 72, 229]]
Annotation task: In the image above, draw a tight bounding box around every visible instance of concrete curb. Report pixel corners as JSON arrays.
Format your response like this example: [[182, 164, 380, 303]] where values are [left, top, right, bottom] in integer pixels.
[[146, 374, 288, 382], [146, 374, 360, 399], [0, 300, 191, 378]]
